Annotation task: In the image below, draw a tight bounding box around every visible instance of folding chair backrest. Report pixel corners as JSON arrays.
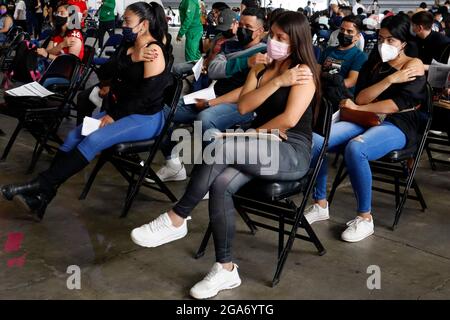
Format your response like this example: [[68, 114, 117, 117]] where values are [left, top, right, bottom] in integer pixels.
[[84, 28, 98, 47], [82, 45, 95, 66], [308, 97, 333, 186], [417, 82, 434, 144], [39, 54, 81, 95], [84, 28, 98, 40], [162, 73, 183, 120], [100, 34, 123, 55]]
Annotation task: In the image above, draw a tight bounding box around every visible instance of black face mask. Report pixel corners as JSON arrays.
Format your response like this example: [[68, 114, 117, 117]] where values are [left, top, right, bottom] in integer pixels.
[[337, 32, 354, 47], [221, 29, 235, 39], [237, 27, 254, 46], [54, 15, 68, 28]]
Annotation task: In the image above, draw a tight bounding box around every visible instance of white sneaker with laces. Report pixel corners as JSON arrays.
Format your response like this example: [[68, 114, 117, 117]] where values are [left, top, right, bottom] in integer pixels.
[[341, 216, 374, 242], [131, 212, 191, 248], [145, 159, 187, 183], [190, 263, 242, 299], [304, 203, 329, 224]]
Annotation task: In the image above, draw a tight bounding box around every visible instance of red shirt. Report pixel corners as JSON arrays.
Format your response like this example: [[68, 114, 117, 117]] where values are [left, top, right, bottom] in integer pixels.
[[68, 0, 87, 28], [51, 29, 84, 60]]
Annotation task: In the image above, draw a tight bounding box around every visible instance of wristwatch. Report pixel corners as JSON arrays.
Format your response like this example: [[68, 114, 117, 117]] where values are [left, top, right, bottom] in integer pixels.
[[205, 100, 210, 108]]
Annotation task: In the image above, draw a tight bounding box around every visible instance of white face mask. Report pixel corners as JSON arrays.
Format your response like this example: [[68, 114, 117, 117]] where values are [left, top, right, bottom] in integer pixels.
[[378, 43, 400, 62]]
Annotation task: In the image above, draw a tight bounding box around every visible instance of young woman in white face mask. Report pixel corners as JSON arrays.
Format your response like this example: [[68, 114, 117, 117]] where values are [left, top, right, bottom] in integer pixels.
[[304, 14, 426, 243]]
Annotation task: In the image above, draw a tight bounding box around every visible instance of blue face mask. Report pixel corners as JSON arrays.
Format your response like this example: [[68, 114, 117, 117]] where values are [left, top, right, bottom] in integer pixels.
[[122, 22, 141, 43]]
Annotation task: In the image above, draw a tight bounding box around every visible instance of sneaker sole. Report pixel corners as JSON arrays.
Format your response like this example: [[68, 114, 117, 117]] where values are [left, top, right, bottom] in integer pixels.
[[131, 231, 187, 248], [190, 280, 242, 300], [341, 230, 374, 243], [306, 215, 330, 225], [145, 175, 187, 184]]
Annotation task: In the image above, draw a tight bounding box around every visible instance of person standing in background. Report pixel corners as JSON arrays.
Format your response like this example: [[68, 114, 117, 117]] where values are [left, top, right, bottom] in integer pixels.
[[24, 0, 37, 37], [97, 0, 115, 51], [352, 0, 366, 16], [13, 0, 27, 31], [35, 0, 43, 38], [177, 0, 203, 62], [304, 1, 314, 17]]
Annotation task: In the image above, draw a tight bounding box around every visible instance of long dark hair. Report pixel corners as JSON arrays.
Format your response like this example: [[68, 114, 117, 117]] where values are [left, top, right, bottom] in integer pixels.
[[126, 1, 169, 46], [269, 11, 321, 119], [368, 14, 414, 71]]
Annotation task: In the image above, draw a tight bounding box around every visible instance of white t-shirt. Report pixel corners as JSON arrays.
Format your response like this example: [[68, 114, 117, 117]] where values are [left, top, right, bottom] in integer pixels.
[[330, 0, 350, 7], [353, 3, 366, 15], [14, 0, 26, 21]]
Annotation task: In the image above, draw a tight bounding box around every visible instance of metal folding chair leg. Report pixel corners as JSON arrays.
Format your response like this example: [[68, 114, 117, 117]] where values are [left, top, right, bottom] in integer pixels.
[[328, 160, 347, 205], [195, 223, 212, 259], [79, 155, 107, 200], [1, 121, 23, 161]]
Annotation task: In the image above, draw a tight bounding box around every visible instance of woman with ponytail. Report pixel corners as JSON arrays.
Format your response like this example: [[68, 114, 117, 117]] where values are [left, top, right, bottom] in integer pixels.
[[1, 2, 173, 221]]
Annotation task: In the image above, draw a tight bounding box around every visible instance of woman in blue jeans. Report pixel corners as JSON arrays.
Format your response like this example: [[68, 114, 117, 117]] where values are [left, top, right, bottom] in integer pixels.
[[1, 2, 171, 220], [304, 14, 427, 242]]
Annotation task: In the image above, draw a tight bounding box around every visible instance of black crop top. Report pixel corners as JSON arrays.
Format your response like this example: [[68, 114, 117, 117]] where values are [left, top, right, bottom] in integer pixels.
[[354, 61, 426, 148], [250, 67, 313, 146], [98, 41, 172, 120]]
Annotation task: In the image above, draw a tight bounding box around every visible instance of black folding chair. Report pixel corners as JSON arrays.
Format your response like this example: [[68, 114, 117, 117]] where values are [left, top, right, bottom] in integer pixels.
[[328, 83, 434, 230], [79, 74, 182, 217], [195, 98, 334, 287], [424, 98, 450, 170], [0, 54, 81, 173], [82, 34, 123, 87], [0, 31, 30, 72], [83, 28, 99, 48]]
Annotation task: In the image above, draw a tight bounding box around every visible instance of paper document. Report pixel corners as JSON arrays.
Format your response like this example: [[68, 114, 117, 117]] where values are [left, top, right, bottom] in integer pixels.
[[183, 85, 216, 105], [192, 57, 204, 81], [89, 86, 103, 108], [213, 131, 282, 142], [332, 110, 340, 124], [6, 81, 55, 97], [427, 59, 450, 88], [81, 116, 101, 136]]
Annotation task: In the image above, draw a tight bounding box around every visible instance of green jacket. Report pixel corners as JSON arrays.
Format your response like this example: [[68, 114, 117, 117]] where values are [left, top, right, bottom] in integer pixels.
[[99, 0, 115, 22], [178, 0, 203, 38]]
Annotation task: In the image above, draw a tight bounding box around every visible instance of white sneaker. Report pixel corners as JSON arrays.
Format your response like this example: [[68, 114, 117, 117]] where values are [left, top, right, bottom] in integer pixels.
[[131, 212, 191, 248], [190, 263, 242, 299], [202, 191, 209, 200], [304, 203, 329, 224], [145, 159, 187, 183], [341, 216, 374, 242]]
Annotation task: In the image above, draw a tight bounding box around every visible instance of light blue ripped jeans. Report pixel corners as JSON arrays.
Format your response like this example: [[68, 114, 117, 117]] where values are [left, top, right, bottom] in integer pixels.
[[311, 121, 406, 213]]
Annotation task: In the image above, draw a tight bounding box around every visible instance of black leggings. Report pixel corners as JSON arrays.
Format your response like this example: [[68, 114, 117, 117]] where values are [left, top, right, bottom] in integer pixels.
[[98, 20, 116, 49], [173, 137, 311, 263]]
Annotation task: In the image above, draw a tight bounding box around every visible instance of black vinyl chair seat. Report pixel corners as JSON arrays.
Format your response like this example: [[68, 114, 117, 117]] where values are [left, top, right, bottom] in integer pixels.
[[236, 174, 310, 201], [114, 139, 155, 154], [382, 144, 418, 162]]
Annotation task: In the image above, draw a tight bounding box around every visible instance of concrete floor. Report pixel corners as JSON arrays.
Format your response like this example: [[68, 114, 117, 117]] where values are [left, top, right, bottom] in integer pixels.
[[1, 29, 450, 300]]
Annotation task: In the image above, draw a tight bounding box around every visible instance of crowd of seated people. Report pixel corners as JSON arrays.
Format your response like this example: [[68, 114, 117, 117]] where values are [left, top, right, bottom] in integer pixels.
[[1, 0, 450, 300]]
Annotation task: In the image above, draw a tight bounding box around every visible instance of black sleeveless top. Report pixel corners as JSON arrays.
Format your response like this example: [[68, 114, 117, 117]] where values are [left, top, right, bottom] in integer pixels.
[[250, 67, 313, 147], [100, 41, 172, 120], [355, 61, 426, 148]]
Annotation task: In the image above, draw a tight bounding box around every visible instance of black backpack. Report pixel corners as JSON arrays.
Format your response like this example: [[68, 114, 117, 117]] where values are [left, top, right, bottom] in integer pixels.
[[8, 40, 41, 84]]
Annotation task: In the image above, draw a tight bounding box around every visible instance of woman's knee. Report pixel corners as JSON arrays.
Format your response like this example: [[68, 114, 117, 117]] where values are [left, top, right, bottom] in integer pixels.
[[345, 135, 367, 162]]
